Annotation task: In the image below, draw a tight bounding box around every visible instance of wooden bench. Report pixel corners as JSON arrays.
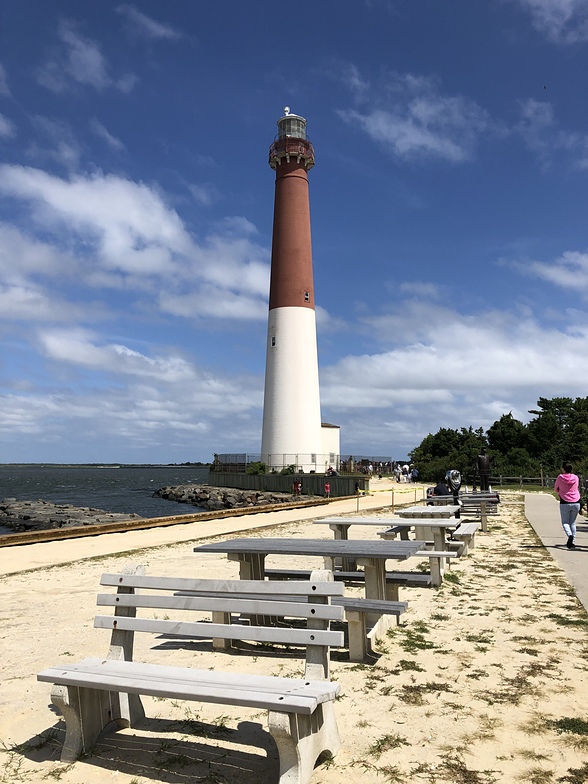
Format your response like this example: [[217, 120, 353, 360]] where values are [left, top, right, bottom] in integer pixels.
[[449, 521, 480, 555], [266, 567, 431, 600], [259, 568, 407, 660], [425, 495, 461, 506], [375, 529, 459, 586], [37, 569, 345, 784], [459, 493, 500, 531]]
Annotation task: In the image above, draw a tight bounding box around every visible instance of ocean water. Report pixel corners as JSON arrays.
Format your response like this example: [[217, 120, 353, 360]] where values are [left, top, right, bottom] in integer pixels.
[[0, 465, 210, 529]]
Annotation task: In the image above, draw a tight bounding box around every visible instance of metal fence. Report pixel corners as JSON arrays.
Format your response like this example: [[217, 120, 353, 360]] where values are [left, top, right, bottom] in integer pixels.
[[207, 471, 368, 498]]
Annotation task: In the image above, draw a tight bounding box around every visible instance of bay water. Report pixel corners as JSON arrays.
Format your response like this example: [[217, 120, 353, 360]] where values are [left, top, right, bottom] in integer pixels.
[[0, 465, 210, 534]]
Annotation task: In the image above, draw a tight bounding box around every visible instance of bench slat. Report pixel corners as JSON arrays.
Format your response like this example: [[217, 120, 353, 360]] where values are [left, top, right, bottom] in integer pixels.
[[452, 523, 479, 535], [38, 658, 339, 715], [97, 593, 343, 622], [264, 568, 433, 586], [100, 573, 344, 597], [94, 615, 344, 648], [332, 597, 408, 614]]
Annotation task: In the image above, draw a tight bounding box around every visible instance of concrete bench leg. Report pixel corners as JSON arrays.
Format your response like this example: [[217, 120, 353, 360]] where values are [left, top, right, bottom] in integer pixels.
[[385, 582, 400, 601], [345, 609, 369, 662], [51, 683, 144, 762], [268, 703, 341, 784], [429, 557, 442, 587], [212, 610, 232, 650]]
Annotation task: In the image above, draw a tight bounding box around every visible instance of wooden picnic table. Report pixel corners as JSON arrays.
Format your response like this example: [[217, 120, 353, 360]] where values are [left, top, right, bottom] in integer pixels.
[[194, 537, 426, 626], [313, 517, 461, 586], [458, 493, 500, 531], [397, 504, 460, 519], [378, 519, 458, 549], [314, 517, 395, 539]]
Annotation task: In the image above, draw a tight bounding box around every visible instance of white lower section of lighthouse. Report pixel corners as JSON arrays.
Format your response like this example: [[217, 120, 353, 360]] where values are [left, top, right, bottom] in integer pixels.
[[261, 306, 323, 472]]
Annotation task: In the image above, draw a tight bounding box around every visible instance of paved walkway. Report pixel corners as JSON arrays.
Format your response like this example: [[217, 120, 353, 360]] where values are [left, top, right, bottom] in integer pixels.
[[525, 492, 588, 611], [0, 480, 426, 577]]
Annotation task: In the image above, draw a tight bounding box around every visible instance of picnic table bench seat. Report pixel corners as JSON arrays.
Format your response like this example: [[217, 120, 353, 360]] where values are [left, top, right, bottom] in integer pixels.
[[426, 495, 461, 506], [265, 567, 432, 601], [458, 494, 500, 531], [449, 521, 480, 555], [37, 569, 345, 784]]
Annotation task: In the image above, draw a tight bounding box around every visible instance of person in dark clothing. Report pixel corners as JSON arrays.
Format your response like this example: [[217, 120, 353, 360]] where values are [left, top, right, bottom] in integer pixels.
[[476, 448, 491, 491], [433, 480, 450, 496]]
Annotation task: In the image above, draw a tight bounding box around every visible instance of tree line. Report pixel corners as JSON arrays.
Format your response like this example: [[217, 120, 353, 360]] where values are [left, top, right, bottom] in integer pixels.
[[408, 396, 588, 483]]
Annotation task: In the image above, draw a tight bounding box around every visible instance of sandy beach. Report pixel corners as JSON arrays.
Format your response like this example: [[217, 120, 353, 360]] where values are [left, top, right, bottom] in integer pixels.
[[1, 482, 587, 784]]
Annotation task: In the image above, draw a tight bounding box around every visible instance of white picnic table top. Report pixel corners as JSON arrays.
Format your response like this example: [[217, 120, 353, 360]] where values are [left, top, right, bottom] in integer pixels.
[[194, 537, 426, 605], [194, 537, 424, 559]]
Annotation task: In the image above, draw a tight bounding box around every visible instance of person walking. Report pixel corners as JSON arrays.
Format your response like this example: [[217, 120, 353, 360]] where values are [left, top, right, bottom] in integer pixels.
[[554, 462, 581, 549], [324, 481, 331, 498]]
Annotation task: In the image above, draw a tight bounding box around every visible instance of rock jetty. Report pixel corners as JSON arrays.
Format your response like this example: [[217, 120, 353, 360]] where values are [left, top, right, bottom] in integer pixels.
[[0, 499, 140, 533], [154, 484, 302, 511]]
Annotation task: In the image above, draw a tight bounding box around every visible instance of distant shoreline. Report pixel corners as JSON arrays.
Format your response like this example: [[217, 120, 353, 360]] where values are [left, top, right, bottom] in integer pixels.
[[0, 463, 211, 468]]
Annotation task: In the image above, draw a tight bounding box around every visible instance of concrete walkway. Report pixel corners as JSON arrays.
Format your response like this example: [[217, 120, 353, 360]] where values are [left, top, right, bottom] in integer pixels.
[[525, 492, 588, 611], [0, 480, 426, 577]]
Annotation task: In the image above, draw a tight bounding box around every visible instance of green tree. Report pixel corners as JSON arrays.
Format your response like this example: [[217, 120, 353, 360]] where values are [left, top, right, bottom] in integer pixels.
[[409, 426, 488, 482], [487, 412, 527, 454]]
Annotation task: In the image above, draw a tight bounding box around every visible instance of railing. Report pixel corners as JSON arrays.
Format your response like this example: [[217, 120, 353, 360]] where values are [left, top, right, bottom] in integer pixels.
[[269, 136, 315, 168]]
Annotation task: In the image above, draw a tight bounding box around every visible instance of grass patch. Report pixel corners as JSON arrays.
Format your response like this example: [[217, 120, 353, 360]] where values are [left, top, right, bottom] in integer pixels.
[[396, 681, 454, 705], [390, 659, 425, 674], [388, 622, 439, 653], [518, 767, 555, 783], [369, 733, 410, 757], [557, 763, 588, 783], [548, 717, 588, 736], [547, 614, 588, 628], [431, 612, 450, 621]]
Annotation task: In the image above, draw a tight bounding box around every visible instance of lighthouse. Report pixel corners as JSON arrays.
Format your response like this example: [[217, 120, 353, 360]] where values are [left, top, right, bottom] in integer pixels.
[[260, 108, 324, 473]]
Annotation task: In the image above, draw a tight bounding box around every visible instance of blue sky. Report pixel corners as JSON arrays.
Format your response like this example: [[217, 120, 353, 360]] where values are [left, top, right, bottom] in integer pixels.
[[1, 0, 588, 464]]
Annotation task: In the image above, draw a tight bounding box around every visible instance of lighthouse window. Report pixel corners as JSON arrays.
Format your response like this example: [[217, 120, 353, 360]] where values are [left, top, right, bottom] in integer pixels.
[[280, 117, 306, 139], [271, 336, 276, 347], [304, 291, 310, 301]]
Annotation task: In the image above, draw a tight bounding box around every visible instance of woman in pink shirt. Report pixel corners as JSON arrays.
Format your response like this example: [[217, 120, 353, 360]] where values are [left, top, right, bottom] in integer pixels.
[[553, 462, 581, 549]]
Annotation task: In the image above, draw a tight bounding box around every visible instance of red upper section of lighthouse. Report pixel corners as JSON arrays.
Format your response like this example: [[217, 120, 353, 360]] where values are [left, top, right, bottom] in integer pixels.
[[267, 109, 316, 312], [269, 135, 315, 170]]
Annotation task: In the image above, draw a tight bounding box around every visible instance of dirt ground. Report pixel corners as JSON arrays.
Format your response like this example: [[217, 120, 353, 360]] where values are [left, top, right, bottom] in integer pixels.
[[1, 491, 588, 784]]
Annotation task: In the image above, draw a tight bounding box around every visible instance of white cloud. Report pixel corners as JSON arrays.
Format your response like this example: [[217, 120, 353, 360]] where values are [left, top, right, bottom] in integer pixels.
[[0, 224, 78, 281], [90, 119, 125, 151], [516, 0, 588, 43], [0, 165, 272, 323], [116, 4, 184, 40], [37, 20, 136, 94], [321, 299, 588, 405], [0, 165, 191, 275], [315, 298, 588, 453], [0, 113, 15, 138], [38, 328, 197, 382], [0, 285, 87, 322], [338, 70, 489, 163], [28, 116, 82, 170], [522, 250, 588, 294], [516, 99, 588, 169], [159, 287, 267, 321], [0, 353, 263, 459], [187, 182, 217, 206]]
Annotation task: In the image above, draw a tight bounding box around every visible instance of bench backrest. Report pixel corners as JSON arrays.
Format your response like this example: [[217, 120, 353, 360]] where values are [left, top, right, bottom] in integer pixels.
[[97, 571, 344, 680]]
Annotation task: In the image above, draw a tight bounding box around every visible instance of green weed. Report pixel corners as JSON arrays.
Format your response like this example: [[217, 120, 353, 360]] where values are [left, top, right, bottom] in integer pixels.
[[369, 733, 410, 757]]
